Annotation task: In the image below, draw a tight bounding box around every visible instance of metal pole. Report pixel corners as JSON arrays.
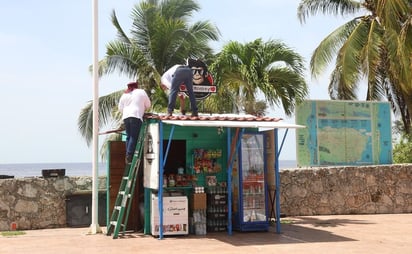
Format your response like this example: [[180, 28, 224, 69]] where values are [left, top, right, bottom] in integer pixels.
[[89, 0, 102, 234]]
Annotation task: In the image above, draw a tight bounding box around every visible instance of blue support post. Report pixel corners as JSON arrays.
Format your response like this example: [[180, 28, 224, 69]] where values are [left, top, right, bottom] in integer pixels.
[[274, 129, 281, 233], [226, 128, 232, 235], [158, 122, 175, 240], [158, 122, 164, 239], [273, 128, 289, 233]]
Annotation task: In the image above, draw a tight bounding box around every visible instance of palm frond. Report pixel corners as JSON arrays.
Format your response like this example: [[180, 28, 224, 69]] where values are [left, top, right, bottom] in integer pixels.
[[104, 41, 148, 78], [310, 18, 360, 78], [335, 19, 370, 88], [77, 90, 123, 145], [363, 19, 386, 100], [111, 10, 132, 44], [266, 67, 308, 115], [376, 0, 410, 32], [298, 0, 362, 24]]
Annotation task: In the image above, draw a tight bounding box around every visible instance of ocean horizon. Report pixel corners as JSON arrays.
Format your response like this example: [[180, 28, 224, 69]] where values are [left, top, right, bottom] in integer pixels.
[[0, 160, 297, 178], [0, 162, 107, 178]]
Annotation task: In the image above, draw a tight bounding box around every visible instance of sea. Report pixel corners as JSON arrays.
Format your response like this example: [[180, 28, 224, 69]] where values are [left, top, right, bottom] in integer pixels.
[[0, 160, 297, 178], [0, 162, 108, 178]]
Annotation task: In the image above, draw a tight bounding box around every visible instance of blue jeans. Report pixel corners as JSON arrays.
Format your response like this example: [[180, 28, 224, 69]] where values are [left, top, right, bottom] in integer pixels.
[[168, 66, 198, 114], [124, 117, 142, 157]]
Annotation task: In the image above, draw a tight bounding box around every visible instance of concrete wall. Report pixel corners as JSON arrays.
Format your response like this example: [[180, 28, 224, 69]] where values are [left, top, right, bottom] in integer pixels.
[[1, 164, 411, 231], [0, 176, 106, 231]]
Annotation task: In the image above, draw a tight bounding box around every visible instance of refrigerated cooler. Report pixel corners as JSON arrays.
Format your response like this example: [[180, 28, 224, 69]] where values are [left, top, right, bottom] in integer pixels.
[[232, 132, 269, 231], [151, 195, 189, 236]]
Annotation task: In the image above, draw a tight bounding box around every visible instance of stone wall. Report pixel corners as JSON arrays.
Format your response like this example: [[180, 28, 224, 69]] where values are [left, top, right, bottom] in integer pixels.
[[279, 164, 412, 216], [0, 176, 106, 231], [1, 164, 411, 231]]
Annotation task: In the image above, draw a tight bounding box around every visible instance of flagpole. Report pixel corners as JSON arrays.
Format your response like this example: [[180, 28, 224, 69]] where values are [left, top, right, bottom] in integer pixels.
[[89, 0, 102, 234]]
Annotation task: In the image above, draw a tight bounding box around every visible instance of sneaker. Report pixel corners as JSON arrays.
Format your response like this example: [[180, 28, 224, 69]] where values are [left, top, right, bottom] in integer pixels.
[[167, 112, 173, 117], [181, 110, 186, 115]]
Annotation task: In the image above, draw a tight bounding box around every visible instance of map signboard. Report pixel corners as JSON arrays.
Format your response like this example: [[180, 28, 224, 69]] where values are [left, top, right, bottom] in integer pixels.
[[295, 100, 392, 167]]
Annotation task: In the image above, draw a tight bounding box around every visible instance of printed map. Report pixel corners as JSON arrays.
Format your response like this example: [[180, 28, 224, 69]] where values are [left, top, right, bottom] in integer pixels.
[[295, 100, 392, 167]]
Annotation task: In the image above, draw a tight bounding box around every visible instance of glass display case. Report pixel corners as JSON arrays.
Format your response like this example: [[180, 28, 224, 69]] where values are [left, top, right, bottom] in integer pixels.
[[232, 132, 269, 231]]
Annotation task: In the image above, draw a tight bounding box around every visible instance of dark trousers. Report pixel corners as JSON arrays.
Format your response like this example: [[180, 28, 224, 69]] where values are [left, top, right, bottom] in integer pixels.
[[124, 117, 142, 157], [168, 66, 198, 114]]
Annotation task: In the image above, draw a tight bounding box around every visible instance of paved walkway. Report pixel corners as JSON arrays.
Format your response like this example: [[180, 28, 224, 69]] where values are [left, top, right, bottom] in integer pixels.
[[1, 214, 411, 254]]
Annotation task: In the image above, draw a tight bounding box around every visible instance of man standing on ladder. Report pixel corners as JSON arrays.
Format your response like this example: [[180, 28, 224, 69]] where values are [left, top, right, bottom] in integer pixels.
[[118, 81, 151, 164]]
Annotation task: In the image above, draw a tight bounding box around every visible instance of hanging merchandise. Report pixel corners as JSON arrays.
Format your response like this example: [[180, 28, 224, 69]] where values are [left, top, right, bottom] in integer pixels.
[[193, 149, 222, 174]]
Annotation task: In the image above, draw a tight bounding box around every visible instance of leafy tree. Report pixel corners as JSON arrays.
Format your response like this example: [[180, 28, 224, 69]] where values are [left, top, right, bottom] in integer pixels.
[[297, 0, 412, 135], [207, 39, 308, 116], [393, 134, 412, 163], [392, 119, 412, 163], [78, 0, 220, 146]]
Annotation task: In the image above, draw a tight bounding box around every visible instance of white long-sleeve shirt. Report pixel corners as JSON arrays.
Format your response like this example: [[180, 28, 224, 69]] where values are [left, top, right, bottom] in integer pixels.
[[160, 64, 181, 89], [118, 89, 151, 120]]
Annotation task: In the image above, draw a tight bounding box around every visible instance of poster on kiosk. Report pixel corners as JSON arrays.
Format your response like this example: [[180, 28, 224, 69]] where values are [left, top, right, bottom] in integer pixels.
[[232, 132, 269, 231]]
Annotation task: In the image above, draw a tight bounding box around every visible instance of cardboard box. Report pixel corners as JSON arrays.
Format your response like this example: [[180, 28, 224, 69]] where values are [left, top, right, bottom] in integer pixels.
[[191, 193, 207, 210]]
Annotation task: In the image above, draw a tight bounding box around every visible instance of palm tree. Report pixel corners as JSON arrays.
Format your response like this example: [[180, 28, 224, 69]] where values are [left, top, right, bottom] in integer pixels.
[[78, 0, 220, 146], [297, 0, 412, 134], [206, 38, 308, 116]]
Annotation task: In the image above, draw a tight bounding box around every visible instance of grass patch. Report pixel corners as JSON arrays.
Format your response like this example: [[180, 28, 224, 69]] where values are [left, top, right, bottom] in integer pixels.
[[269, 219, 295, 225], [1, 231, 26, 237], [280, 219, 294, 224]]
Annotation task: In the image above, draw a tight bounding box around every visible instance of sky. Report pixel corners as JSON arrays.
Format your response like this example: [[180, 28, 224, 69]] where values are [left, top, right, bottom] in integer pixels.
[[0, 0, 356, 164]]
